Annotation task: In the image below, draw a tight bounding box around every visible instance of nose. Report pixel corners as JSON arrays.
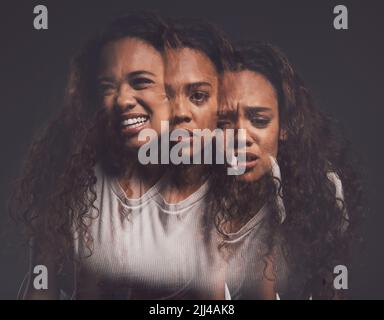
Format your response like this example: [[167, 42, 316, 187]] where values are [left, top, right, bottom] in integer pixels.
[[234, 128, 252, 150], [171, 98, 192, 125], [237, 116, 255, 146], [115, 83, 136, 112]]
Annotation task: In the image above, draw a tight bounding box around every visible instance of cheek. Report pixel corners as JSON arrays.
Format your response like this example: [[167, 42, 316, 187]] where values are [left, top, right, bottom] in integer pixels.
[[266, 134, 279, 156], [137, 89, 164, 108], [150, 105, 171, 132], [199, 101, 218, 129], [144, 99, 170, 133], [102, 96, 115, 111], [138, 89, 170, 116], [256, 127, 280, 157], [207, 111, 218, 129]]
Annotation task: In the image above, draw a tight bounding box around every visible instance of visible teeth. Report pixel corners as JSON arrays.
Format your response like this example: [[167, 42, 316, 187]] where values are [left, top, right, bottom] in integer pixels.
[[122, 117, 148, 127]]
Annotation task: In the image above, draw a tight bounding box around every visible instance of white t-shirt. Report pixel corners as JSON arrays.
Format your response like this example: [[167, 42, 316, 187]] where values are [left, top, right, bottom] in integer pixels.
[[72, 166, 226, 299]]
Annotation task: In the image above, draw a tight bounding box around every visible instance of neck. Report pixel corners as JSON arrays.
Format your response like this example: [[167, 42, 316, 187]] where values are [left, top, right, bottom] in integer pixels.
[[161, 164, 210, 204], [118, 159, 163, 198]]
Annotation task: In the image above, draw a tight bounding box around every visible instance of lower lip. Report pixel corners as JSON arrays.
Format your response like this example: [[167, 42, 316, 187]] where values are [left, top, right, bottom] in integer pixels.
[[234, 159, 258, 170], [245, 159, 258, 170], [121, 120, 149, 136]]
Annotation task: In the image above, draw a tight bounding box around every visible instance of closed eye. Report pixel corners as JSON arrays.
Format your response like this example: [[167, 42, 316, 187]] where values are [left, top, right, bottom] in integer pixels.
[[98, 82, 116, 96], [130, 77, 155, 90], [250, 117, 271, 128]]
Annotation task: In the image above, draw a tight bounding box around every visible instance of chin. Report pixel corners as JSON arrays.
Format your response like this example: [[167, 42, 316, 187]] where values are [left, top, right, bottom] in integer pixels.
[[237, 168, 264, 183], [123, 138, 143, 152]]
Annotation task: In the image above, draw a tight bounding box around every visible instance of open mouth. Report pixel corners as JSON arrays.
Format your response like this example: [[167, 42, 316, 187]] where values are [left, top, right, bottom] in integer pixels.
[[120, 114, 150, 136], [122, 115, 149, 128], [231, 152, 259, 170], [245, 152, 258, 162]]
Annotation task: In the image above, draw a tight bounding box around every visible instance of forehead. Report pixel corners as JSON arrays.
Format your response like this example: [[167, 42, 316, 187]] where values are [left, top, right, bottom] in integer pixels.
[[98, 37, 163, 75], [220, 70, 277, 107], [163, 48, 218, 85]]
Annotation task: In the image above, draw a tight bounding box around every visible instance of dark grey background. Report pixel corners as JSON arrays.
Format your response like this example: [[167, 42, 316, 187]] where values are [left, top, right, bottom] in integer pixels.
[[1, 0, 383, 299]]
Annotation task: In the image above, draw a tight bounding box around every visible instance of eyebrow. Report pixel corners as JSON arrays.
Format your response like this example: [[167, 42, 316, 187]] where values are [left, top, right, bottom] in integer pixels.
[[97, 70, 155, 82], [186, 82, 212, 91], [97, 76, 115, 82], [244, 106, 272, 115], [128, 70, 155, 77]]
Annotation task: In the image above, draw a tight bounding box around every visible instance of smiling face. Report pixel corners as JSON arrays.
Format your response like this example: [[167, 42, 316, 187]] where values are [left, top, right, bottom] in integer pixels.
[[164, 47, 218, 158], [97, 37, 170, 150], [219, 70, 281, 182]]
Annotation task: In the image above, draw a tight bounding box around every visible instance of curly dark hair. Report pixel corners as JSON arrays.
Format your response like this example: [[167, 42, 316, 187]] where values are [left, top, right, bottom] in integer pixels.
[[8, 13, 235, 283], [8, 12, 169, 273], [162, 17, 234, 73], [209, 41, 365, 299], [9, 10, 364, 298]]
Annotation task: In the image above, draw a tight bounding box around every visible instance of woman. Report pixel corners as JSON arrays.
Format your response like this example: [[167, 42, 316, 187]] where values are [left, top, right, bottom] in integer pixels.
[[10, 13, 172, 299], [146, 18, 234, 299], [11, 13, 237, 300], [213, 42, 363, 299]]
